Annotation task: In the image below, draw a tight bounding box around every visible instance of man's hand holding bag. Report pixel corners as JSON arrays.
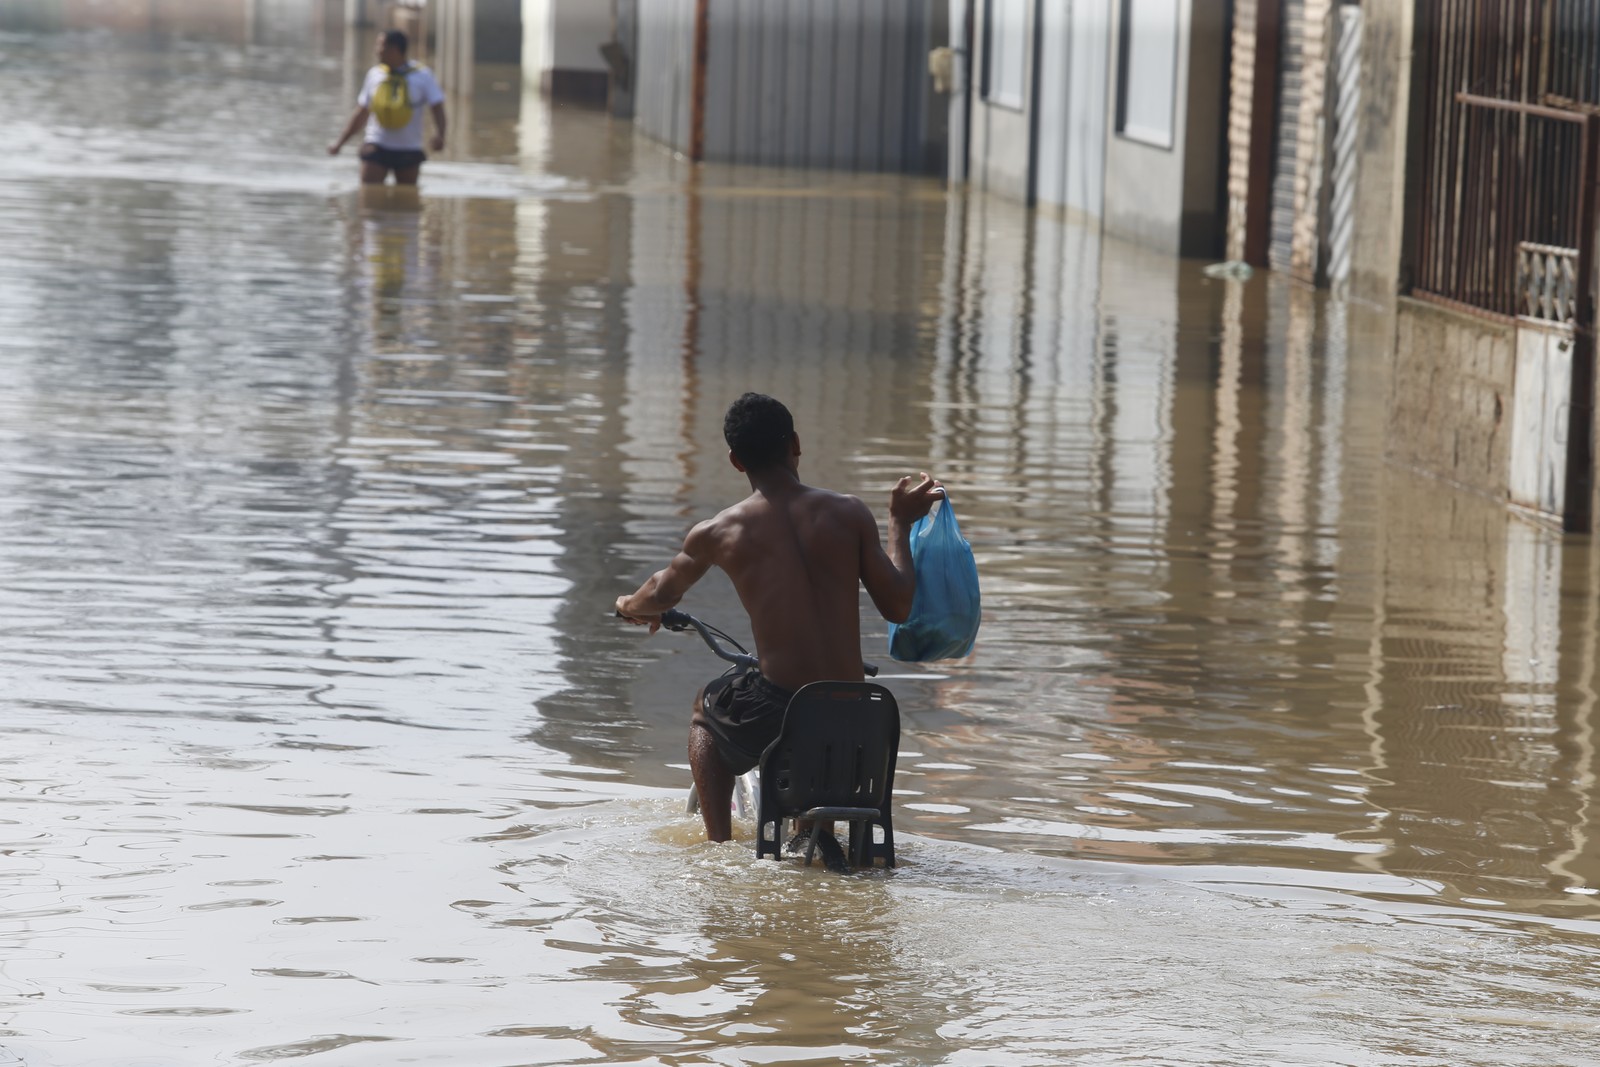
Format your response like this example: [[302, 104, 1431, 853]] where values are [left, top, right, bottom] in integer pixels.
[[888, 494, 980, 661]]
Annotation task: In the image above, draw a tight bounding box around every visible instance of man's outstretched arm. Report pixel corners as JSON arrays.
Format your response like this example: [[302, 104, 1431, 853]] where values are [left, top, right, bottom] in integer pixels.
[[329, 105, 370, 154], [615, 522, 716, 632], [860, 472, 943, 623]]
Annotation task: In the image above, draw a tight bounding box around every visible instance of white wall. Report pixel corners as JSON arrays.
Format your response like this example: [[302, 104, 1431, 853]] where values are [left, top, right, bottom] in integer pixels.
[[1102, 0, 1191, 254], [1034, 0, 1111, 218], [1099, 0, 1228, 256], [551, 0, 609, 72], [971, 0, 1035, 200], [1348, 0, 1413, 304], [521, 0, 552, 78], [522, 0, 607, 79]]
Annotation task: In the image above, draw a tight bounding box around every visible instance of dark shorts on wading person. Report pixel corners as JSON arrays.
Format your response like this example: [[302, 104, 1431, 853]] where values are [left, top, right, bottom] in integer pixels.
[[695, 669, 795, 774], [360, 143, 427, 171]]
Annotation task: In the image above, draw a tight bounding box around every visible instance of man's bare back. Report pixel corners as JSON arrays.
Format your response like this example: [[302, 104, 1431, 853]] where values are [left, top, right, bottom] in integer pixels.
[[684, 484, 899, 689], [614, 393, 941, 841]]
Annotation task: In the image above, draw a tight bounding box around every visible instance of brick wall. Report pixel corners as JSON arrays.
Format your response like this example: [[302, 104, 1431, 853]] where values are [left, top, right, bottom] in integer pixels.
[[1389, 299, 1515, 499], [1287, 0, 1331, 283], [1223, 0, 1257, 264]]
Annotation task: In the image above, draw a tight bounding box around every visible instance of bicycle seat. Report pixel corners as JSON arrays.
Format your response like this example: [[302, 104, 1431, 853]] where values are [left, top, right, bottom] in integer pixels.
[[754, 681, 900, 869]]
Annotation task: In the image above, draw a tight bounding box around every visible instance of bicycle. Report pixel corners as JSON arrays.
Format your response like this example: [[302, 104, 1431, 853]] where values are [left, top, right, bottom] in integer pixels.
[[656, 609, 763, 819], [651, 609, 888, 869]]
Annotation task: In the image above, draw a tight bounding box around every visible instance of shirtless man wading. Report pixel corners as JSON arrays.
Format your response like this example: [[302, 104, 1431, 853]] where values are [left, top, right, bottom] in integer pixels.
[[615, 393, 943, 843]]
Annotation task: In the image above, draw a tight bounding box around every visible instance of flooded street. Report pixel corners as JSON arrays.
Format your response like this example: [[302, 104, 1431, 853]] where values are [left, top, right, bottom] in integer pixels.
[[3, 17, 1600, 1067]]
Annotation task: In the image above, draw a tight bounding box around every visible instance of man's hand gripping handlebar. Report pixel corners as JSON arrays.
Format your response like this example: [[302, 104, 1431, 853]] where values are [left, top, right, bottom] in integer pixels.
[[614, 608, 876, 677]]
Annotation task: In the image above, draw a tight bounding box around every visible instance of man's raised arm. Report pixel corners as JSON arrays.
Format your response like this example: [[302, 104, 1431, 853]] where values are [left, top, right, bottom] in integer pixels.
[[860, 472, 943, 623], [615, 521, 716, 632]]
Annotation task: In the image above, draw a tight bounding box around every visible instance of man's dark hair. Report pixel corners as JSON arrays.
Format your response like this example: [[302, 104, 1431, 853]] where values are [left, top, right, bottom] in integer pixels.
[[383, 29, 409, 53], [723, 393, 794, 471]]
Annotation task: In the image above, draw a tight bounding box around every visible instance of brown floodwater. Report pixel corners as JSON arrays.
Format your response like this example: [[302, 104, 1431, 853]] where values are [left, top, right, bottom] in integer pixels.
[[1, 14, 1599, 1067]]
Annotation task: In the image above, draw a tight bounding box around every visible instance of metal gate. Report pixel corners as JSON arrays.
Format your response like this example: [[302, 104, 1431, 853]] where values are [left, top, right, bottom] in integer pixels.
[[1414, 96, 1595, 324], [1410, 0, 1600, 529], [1414, 96, 1597, 527]]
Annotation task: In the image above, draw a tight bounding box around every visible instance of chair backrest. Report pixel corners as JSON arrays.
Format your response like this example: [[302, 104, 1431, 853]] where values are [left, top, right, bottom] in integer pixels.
[[760, 682, 900, 814]]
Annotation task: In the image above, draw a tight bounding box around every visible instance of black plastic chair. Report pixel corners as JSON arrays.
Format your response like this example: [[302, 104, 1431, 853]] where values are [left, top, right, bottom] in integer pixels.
[[755, 681, 900, 869]]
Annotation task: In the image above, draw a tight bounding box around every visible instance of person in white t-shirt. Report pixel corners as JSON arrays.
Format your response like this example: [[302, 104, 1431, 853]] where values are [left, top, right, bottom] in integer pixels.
[[328, 30, 447, 185]]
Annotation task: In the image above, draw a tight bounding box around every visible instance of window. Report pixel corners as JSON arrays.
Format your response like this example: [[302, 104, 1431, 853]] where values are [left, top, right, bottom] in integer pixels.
[[1116, 0, 1179, 149], [983, 0, 1028, 111]]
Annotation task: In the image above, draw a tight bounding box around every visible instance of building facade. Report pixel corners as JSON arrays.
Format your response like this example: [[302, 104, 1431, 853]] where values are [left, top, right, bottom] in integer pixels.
[[521, 0, 609, 105], [623, 0, 948, 174], [1345, 0, 1600, 532], [957, 0, 1229, 257], [511, 0, 1600, 532]]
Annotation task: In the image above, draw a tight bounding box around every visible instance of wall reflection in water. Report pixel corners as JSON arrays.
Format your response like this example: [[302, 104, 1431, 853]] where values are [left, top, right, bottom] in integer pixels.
[[1352, 460, 1600, 906]]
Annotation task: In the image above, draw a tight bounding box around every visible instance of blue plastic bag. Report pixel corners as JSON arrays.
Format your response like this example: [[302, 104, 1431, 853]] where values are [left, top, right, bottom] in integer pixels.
[[888, 495, 981, 661]]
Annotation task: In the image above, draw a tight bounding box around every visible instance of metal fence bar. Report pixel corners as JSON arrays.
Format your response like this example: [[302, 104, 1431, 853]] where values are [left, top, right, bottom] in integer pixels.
[[1456, 90, 1586, 120], [1561, 115, 1598, 528], [1410, 0, 1600, 319]]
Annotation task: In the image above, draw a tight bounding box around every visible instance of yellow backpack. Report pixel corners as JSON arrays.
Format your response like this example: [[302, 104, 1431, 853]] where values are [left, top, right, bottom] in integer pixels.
[[370, 64, 415, 130]]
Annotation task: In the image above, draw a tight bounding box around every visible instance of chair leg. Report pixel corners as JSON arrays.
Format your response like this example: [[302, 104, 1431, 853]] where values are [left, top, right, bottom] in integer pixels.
[[803, 823, 824, 867], [847, 821, 866, 868], [757, 815, 785, 861]]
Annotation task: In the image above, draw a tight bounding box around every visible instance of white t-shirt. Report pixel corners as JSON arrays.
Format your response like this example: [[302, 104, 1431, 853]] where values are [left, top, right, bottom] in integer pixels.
[[357, 64, 445, 151]]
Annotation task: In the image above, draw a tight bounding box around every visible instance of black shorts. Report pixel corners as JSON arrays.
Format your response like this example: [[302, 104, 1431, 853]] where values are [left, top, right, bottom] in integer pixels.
[[359, 143, 427, 170], [696, 670, 795, 775]]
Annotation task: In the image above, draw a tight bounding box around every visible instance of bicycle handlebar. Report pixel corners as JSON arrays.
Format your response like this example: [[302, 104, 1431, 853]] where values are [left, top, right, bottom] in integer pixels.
[[653, 608, 877, 678], [658, 609, 760, 670]]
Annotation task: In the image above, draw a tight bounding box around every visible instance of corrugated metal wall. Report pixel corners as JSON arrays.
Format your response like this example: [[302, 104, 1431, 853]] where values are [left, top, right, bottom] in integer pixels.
[[635, 0, 697, 154], [634, 0, 940, 173]]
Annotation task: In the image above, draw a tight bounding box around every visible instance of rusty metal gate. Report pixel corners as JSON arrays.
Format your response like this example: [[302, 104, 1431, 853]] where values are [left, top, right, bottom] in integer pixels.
[[1413, 96, 1595, 326], [1411, 0, 1600, 529]]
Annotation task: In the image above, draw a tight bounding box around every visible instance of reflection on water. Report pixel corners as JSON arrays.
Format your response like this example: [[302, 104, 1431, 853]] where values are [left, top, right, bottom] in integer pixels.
[[1, 14, 1599, 1066]]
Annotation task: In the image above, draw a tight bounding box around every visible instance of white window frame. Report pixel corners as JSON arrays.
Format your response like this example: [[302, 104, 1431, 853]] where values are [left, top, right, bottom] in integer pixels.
[[1116, 0, 1180, 150], [983, 0, 1028, 112]]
